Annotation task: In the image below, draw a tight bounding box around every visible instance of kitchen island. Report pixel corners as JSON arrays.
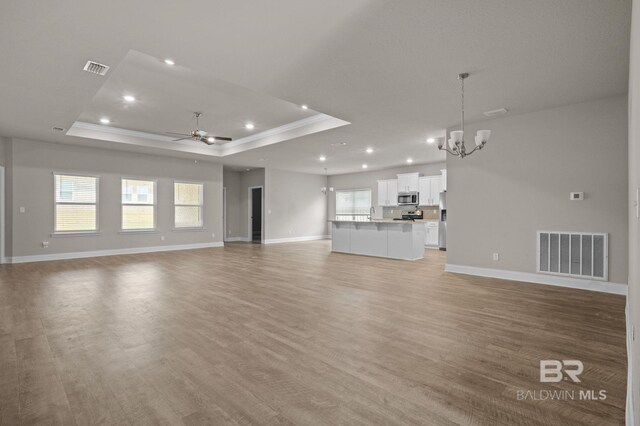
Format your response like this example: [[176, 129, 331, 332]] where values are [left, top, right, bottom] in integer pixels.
[[329, 219, 425, 260]]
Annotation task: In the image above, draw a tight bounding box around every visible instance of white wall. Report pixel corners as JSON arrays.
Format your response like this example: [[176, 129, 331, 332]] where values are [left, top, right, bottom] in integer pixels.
[[264, 168, 328, 242], [6, 138, 223, 259], [446, 95, 628, 284], [326, 162, 446, 218], [628, 0, 639, 422]]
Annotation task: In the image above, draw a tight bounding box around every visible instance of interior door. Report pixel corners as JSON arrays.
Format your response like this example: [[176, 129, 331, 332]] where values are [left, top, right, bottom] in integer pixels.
[[251, 187, 262, 242]]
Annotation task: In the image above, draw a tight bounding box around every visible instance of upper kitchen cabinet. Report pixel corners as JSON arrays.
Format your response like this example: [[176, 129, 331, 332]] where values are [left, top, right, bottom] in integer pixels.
[[397, 173, 420, 193], [377, 179, 398, 206], [419, 175, 442, 206]]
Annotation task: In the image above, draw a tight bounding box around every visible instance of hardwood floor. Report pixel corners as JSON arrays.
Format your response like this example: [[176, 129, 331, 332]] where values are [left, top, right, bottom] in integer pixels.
[[0, 241, 626, 425]]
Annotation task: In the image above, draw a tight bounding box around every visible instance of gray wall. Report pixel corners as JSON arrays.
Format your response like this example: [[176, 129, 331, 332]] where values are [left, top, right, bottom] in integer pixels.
[[223, 169, 241, 240], [264, 168, 328, 241], [326, 162, 446, 218], [628, 0, 639, 421], [447, 95, 628, 284], [6, 138, 223, 258]]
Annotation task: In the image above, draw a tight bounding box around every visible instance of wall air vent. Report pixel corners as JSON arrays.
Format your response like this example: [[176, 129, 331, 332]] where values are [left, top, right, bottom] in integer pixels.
[[83, 60, 110, 76], [537, 231, 608, 281]]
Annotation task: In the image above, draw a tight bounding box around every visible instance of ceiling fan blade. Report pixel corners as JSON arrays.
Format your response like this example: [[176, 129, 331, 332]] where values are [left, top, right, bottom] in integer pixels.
[[172, 137, 191, 142], [209, 136, 233, 142], [165, 132, 192, 137]]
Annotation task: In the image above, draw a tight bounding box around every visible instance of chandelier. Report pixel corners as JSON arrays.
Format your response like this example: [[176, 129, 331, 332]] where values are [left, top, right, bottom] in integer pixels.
[[439, 73, 491, 158]]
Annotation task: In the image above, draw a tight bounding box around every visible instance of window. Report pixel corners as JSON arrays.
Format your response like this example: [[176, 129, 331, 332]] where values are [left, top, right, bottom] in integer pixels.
[[121, 178, 155, 230], [174, 182, 203, 228], [335, 189, 371, 221], [54, 174, 98, 233]]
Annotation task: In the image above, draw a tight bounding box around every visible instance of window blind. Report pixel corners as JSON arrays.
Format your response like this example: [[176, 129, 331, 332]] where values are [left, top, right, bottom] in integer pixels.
[[122, 179, 155, 230], [174, 182, 203, 228], [54, 174, 98, 232], [335, 189, 371, 221]]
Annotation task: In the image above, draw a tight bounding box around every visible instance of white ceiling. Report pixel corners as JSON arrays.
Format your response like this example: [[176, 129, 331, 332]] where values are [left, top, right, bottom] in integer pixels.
[[0, 0, 631, 175]]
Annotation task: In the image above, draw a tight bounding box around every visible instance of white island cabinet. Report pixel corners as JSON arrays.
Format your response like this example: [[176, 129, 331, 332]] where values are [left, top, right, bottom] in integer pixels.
[[330, 220, 425, 260]]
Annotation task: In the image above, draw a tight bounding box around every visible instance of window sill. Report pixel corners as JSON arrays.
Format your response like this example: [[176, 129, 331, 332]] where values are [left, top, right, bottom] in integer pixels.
[[51, 231, 102, 238], [172, 227, 206, 232], [118, 229, 158, 235]]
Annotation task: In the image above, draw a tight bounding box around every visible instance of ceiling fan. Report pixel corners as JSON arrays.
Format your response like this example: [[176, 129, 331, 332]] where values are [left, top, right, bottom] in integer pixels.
[[165, 112, 232, 145]]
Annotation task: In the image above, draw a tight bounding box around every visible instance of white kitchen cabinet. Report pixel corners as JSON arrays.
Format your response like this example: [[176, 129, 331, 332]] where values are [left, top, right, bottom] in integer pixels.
[[430, 176, 442, 205], [418, 175, 442, 206], [425, 222, 439, 247], [440, 169, 447, 191], [377, 179, 398, 206], [397, 173, 420, 193]]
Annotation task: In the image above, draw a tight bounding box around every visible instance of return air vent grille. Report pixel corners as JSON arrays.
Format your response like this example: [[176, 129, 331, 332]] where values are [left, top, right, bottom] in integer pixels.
[[83, 60, 110, 76], [537, 232, 608, 281]]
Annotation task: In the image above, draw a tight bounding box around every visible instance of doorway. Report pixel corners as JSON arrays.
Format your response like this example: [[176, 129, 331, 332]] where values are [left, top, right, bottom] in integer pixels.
[[248, 186, 263, 243]]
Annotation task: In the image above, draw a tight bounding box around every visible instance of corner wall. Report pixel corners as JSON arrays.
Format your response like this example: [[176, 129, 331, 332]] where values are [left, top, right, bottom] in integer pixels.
[[628, 0, 639, 423], [6, 138, 224, 260], [446, 95, 628, 285]]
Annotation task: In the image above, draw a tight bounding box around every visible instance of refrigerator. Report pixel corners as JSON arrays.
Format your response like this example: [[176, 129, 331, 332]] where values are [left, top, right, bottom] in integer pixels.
[[438, 191, 447, 250]]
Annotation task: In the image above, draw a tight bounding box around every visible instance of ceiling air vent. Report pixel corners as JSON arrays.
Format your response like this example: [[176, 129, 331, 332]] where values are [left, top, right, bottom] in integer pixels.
[[483, 108, 508, 118], [83, 60, 110, 76]]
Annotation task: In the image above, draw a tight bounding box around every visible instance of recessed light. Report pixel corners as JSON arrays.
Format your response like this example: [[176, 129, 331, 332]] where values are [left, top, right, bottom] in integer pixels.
[[407, 158, 414, 164], [245, 168, 251, 171], [366, 147, 374, 154], [245, 122, 255, 130], [426, 138, 435, 144], [319, 155, 326, 162], [362, 164, 368, 169], [301, 104, 309, 110], [99, 118, 110, 124], [123, 95, 136, 102], [164, 59, 175, 66]]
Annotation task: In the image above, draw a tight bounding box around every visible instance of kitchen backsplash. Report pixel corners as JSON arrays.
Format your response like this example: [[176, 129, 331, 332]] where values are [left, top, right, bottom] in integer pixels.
[[382, 206, 439, 220]]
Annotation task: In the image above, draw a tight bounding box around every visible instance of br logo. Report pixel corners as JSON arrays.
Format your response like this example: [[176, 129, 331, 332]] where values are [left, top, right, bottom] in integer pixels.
[[540, 360, 583, 383]]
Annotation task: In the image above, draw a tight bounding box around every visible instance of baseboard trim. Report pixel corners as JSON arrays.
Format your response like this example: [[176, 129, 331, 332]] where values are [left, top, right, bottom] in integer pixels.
[[444, 264, 628, 295], [224, 237, 249, 242], [7, 242, 224, 264], [264, 235, 330, 245], [627, 300, 635, 426]]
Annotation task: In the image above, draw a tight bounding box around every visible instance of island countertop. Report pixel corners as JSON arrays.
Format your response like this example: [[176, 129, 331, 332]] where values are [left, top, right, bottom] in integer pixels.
[[328, 219, 434, 224]]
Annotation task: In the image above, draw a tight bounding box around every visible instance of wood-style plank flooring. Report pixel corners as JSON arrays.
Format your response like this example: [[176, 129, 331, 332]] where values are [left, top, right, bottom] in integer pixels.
[[0, 241, 627, 425]]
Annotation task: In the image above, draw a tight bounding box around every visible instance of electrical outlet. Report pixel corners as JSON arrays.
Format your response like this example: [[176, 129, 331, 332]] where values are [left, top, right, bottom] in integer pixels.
[[42, 241, 49, 248], [19, 207, 25, 213], [211, 233, 215, 239], [493, 253, 500, 261], [160, 235, 165, 241]]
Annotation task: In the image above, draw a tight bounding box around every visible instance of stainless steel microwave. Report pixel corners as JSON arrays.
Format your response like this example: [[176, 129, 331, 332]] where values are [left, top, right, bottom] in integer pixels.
[[398, 192, 419, 206]]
